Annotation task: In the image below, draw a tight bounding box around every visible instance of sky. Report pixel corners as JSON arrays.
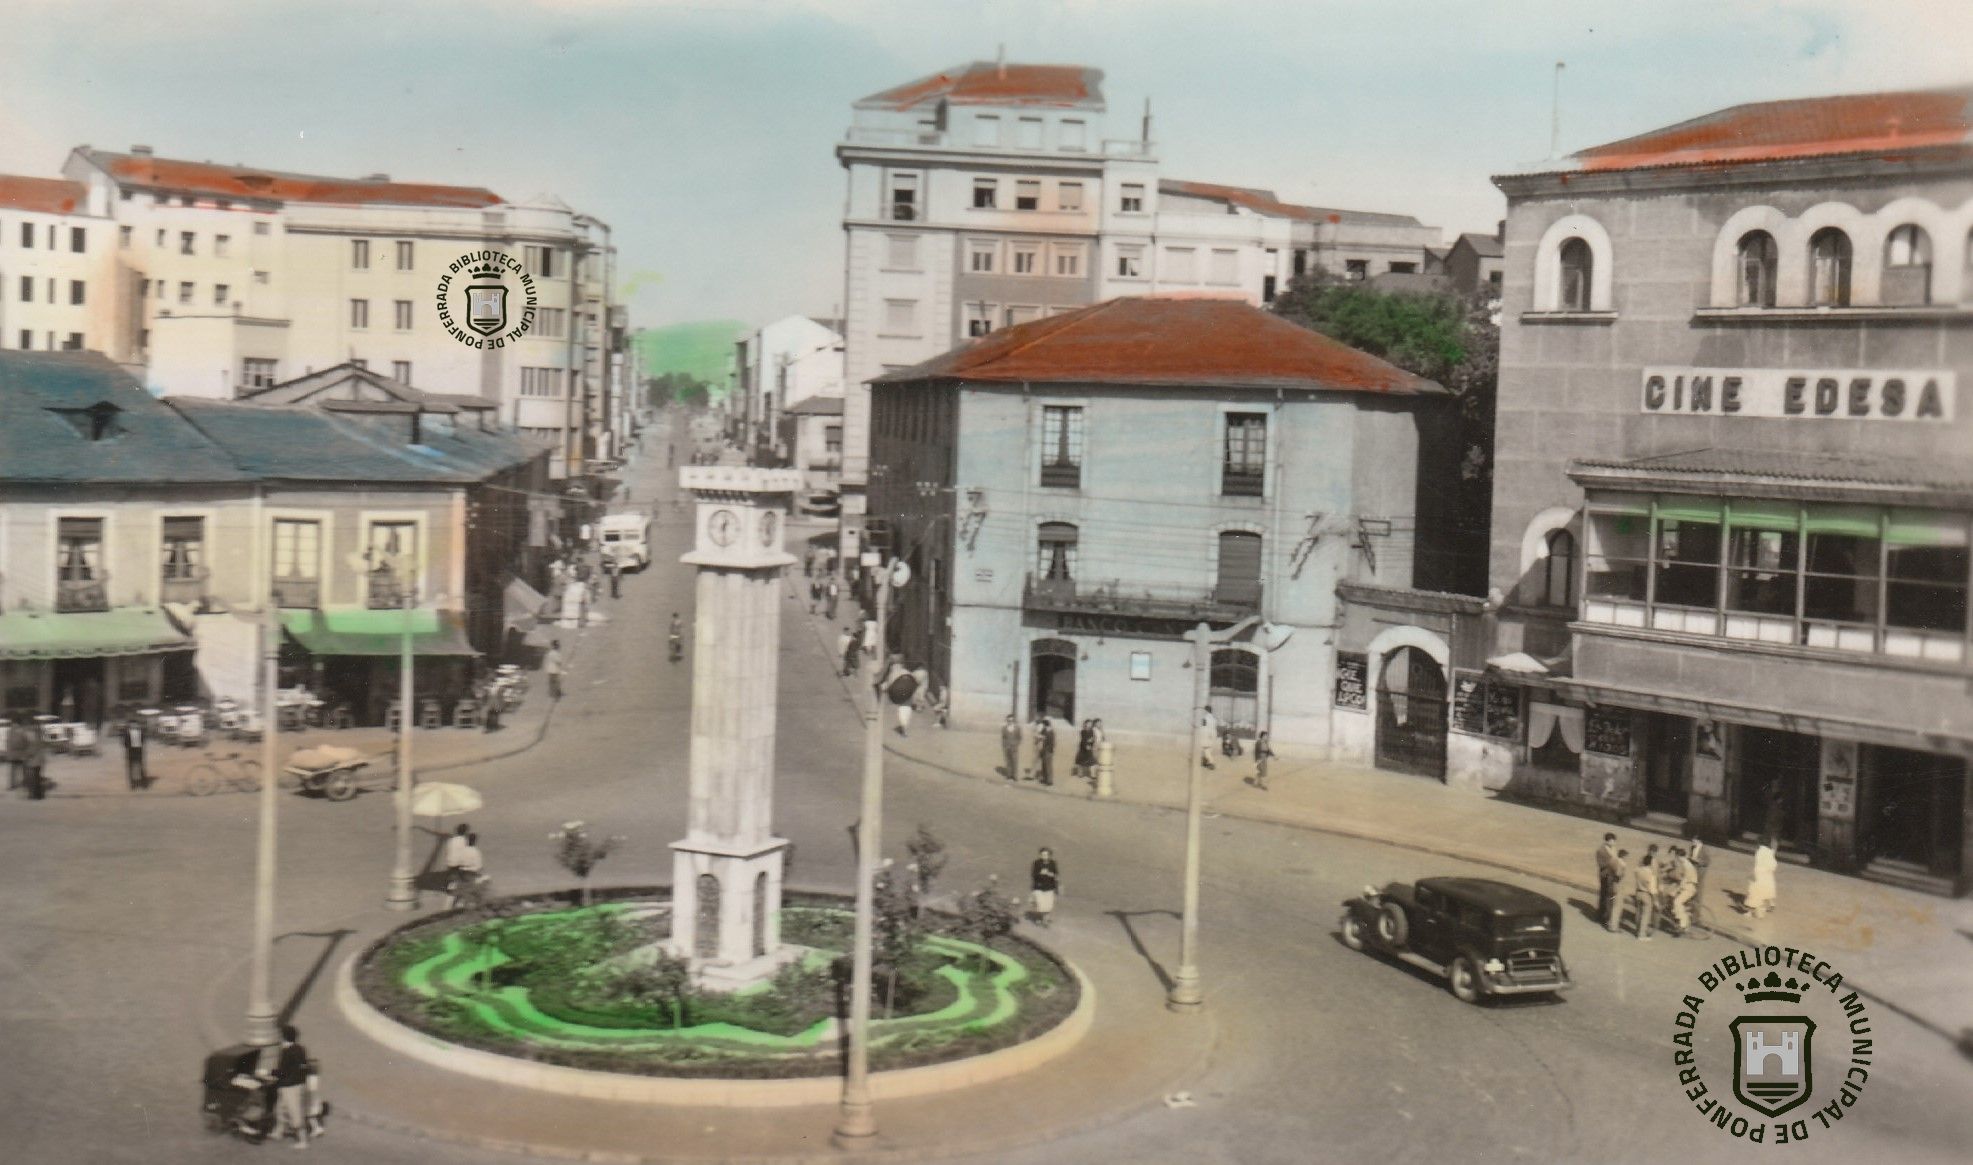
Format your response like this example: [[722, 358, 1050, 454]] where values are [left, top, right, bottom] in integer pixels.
[[3, 0, 1969, 333]]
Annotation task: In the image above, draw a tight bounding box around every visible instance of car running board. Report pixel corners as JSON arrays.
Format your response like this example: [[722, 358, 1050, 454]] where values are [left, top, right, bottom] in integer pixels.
[[1392, 950, 1447, 977]]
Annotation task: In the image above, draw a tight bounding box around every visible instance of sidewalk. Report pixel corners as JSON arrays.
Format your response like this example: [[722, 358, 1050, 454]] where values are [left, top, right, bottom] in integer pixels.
[[883, 722, 1973, 1054]]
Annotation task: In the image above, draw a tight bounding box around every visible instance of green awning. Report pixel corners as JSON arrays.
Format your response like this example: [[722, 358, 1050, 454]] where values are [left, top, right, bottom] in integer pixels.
[[1655, 496, 1723, 524], [1725, 500, 1801, 531], [281, 607, 478, 658], [0, 608, 193, 661]]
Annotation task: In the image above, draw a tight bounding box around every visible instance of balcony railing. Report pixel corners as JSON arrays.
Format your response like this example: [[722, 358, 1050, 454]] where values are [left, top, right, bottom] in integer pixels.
[[367, 572, 407, 610], [1021, 572, 1262, 622], [160, 575, 207, 606], [1039, 461, 1081, 489], [272, 577, 321, 609], [56, 576, 109, 613]]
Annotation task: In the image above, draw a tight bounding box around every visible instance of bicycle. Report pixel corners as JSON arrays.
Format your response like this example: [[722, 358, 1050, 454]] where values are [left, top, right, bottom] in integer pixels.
[[184, 751, 267, 796]]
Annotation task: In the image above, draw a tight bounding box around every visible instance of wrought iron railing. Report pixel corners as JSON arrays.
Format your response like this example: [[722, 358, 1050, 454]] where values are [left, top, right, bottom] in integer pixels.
[[1021, 572, 1261, 621]]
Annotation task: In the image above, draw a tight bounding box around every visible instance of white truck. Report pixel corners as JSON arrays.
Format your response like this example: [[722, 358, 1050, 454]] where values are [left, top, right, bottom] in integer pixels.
[[597, 512, 652, 570]]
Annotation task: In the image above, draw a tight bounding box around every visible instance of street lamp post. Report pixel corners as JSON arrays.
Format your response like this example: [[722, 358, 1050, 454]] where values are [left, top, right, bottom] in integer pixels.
[[385, 585, 418, 911], [1167, 622, 1210, 1012], [244, 601, 283, 1046], [835, 554, 897, 1149]]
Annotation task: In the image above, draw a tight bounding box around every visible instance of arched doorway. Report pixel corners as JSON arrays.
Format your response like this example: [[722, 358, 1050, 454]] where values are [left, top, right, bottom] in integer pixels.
[[1209, 647, 1260, 736], [1376, 646, 1447, 779], [1030, 638, 1076, 723]]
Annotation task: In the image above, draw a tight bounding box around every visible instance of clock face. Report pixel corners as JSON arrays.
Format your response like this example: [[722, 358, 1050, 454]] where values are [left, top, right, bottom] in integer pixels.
[[707, 509, 740, 547], [758, 510, 779, 547]]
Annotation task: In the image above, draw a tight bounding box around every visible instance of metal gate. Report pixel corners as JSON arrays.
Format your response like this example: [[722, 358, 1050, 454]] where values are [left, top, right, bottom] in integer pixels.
[[1375, 646, 1447, 779]]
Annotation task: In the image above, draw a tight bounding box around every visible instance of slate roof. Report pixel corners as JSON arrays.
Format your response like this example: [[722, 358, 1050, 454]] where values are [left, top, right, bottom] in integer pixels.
[[0, 175, 88, 215], [1516, 86, 1973, 177], [74, 148, 502, 208], [243, 363, 462, 412], [1570, 448, 1973, 495], [873, 298, 1441, 396], [784, 395, 845, 416], [1158, 179, 1426, 227], [857, 62, 1105, 111], [0, 351, 249, 484], [170, 399, 541, 485]]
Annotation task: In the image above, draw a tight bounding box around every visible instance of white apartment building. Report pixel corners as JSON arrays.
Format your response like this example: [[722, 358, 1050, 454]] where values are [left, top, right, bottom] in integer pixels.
[[0, 176, 123, 357], [732, 314, 844, 457], [836, 61, 1441, 562], [42, 147, 617, 478]]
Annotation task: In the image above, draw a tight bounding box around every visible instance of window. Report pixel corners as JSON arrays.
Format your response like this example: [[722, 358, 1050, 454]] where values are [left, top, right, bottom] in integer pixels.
[[1726, 511, 1800, 617], [1011, 244, 1038, 274], [1488, 270, 1504, 295], [1208, 248, 1238, 284], [1036, 522, 1079, 581], [1344, 259, 1369, 281], [1040, 405, 1083, 488], [1389, 261, 1417, 274], [393, 299, 413, 330], [119, 225, 131, 249], [56, 518, 106, 611], [882, 298, 917, 334], [253, 270, 269, 284], [177, 281, 193, 305], [1120, 183, 1144, 213], [395, 240, 414, 270], [972, 178, 998, 210], [241, 357, 278, 388], [69, 227, 84, 253], [1541, 529, 1577, 608], [824, 424, 843, 454], [1004, 305, 1041, 327], [973, 114, 1000, 147], [1882, 224, 1932, 306], [1057, 182, 1084, 212], [1557, 238, 1593, 310], [965, 303, 996, 337], [63, 333, 82, 350], [1886, 526, 1969, 638], [1053, 244, 1083, 277], [19, 222, 30, 247], [1808, 228, 1852, 307], [523, 245, 557, 278], [1652, 512, 1722, 608], [1061, 119, 1086, 151], [346, 298, 368, 329], [884, 233, 919, 269], [1585, 511, 1648, 603], [1116, 246, 1143, 278], [15, 330, 27, 349], [968, 240, 997, 273], [392, 360, 412, 383], [1222, 413, 1266, 496], [537, 306, 565, 337], [212, 284, 228, 307], [214, 234, 230, 258], [15, 275, 28, 302], [179, 231, 195, 256], [1015, 180, 1040, 210], [1017, 117, 1043, 149], [1215, 532, 1264, 606], [366, 521, 418, 597], [154, 228, 165, 247], [889, 173, 919, 221], [519, 368, 562, 396], [1736, 231, 1777, 307], [351, 239, 369, 269], [1165, 246, 1197, 282], [253, 220, 270, 236], [161, 517, 204, 592]]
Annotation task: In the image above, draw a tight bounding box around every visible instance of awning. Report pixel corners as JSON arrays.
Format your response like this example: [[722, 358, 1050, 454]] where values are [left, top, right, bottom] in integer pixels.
[[281, 607, 478, 658], [0, 608, 194, 661], [503, 576, 548, 632]]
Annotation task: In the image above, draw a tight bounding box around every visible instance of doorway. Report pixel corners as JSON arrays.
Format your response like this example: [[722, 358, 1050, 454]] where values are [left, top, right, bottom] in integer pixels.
[[1029, 639, 1076, 723], [1863, 746, 1965, 880], [1642, 714, 1693, 818], [1735, 727, 1821, 850], [1374, 646, 1447, 779], [50, 657, 105, 724]]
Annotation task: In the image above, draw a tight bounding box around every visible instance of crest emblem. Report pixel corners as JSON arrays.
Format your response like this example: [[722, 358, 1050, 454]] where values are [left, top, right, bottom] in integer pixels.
[[466, 272, 508, 337], [1731, 1015, 1815, 1117]]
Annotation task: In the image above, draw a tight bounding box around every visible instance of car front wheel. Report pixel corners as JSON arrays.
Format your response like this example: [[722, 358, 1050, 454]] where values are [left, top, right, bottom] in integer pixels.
[[1375, 903, 1409, 948], [1340, 911, 1366, 951], [1448, 955, 1484, 1004]]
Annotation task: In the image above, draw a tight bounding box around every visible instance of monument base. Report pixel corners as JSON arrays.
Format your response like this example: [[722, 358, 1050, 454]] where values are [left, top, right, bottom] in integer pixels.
[[664, 941, 811, 992], [668, 835, 790, 990]]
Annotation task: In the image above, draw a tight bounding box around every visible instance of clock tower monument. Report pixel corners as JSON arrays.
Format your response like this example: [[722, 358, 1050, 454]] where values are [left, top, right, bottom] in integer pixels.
[[669, 465, 805, 986]]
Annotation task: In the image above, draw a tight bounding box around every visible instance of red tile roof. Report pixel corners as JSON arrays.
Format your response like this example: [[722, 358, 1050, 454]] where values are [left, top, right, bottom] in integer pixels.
[[873, 298, 1441, 396], [0, 175, 86, 215], [1158, 179, 1425, 227], [1563, 86, 1973, 174], [857, 62, 1103, 110], [77, 148, 502, 208]]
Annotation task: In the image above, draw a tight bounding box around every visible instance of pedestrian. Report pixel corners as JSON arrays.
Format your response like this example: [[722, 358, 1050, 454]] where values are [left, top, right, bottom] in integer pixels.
[[883, 656, 920, 737], [1196, 708, 1219, 771], [544, 640, 566, 700], [825, 579, 840, 621], [1028, 847, 1060, 927], [860, 615, 877, 663], [1033, 716, 1056, 786], [605, 554, 622, 599], [19, 719, 48, 800], [1249, 729, 1275, 791], [479, 678, 503, 733], [1688, 837, 1711, 913], [445, 829, 486, 908], [1666, 846, 1698, 934], [1630, 843, 1661, 940], [257, 1024, 323, 1147], [1595, 833, 1624, 932], [803, 551, 815, 579], [928, 681, 950, 730], [1743, 836, 1778, 918], [808, 576, 822, 615], [122, 715, 148, 790], [668, 612, 685, 663], [1000, 713, 1023, 781], [838, 625, 859, 678], [6, 714, 31, 790]]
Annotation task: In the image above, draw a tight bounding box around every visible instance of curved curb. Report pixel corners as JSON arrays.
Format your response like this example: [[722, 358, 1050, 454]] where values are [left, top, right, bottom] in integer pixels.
[[335, 948, 1094, 1109]]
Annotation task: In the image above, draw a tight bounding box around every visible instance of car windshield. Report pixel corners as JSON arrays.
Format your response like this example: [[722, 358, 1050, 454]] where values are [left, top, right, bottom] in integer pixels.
[[1502, 914, 1555, 936]]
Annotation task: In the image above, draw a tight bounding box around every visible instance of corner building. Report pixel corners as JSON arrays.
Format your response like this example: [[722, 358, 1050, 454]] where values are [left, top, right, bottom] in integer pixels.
[[1486, 87, 1973, 895]]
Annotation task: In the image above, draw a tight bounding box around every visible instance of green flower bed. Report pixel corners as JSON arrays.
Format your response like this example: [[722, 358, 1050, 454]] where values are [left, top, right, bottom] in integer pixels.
[[354, 886, 1079, 1079]]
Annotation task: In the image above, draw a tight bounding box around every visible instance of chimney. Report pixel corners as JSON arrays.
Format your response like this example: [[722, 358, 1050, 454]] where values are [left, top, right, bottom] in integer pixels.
[[363, 173, 390, 182], [130, 144, 153, 156], [996, 44, 1006, 79], [1496, 218, 1506, 242]]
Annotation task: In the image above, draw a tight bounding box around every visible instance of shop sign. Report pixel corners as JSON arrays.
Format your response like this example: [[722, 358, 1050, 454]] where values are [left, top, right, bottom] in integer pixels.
[[1484, 682, 1522, 742], [1451, 669, 1486, 735], [1818, 740, 1857, 822], [1641, 367, 1954, 422], [1585, 707, 1633, 757], [1333, 651, 1368, 712]]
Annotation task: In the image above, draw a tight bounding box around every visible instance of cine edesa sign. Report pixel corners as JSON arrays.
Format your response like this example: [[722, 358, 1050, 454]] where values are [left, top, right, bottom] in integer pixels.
[[1641, 367, 1954, 422]]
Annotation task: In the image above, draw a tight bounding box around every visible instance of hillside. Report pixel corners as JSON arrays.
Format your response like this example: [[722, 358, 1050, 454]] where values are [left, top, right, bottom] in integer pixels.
[[634, 321, 745, 401]]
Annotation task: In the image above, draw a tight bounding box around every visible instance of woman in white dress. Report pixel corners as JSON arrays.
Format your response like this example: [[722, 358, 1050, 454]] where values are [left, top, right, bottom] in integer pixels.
[[1743, 837, 1778, 918]]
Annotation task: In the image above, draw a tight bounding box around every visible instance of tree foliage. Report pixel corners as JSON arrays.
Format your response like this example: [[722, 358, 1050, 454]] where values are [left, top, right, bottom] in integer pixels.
[[646, 371, 712, 408]]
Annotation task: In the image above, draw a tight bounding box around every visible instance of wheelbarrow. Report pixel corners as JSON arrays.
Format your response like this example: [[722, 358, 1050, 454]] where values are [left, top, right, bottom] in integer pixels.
[[284, 745, 386, 802]]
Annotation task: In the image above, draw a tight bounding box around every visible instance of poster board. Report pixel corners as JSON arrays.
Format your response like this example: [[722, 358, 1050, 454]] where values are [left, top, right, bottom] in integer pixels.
[[1585, 707, 1632, 757], [1483, 681, 1522, 742], [1333, 651, 1367, 712], [1450, 669, 1485, 736]]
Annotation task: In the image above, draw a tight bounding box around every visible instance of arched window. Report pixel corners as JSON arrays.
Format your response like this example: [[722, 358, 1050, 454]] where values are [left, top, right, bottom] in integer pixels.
[[1808, 228, 1852, 307], [1035, 522, 1078, 581], [1735, 231, 1777, 308], [1558, 238, 1594, 311], [1882, 224, 1932, 306], [1542, 529, 1577, 608]]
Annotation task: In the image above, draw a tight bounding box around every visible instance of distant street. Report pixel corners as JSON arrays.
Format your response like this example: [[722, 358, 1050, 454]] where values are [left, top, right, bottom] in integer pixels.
[[0, 415, 1965, 1165]]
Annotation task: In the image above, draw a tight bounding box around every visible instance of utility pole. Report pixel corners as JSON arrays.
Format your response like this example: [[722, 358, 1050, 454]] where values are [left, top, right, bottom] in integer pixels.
[[244, 600, 282, 1046], [385, 585, 418, 911], [1167, 622, 1209, 1012], [1550, 61, 1566, 159], [835, 555, 896, 1148]]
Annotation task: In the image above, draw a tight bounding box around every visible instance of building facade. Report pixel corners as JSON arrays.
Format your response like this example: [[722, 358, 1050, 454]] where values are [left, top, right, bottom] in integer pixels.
[[732, 315, 844, 461], [0, 176, 124, 359], [1482, 87, 1973, 896]]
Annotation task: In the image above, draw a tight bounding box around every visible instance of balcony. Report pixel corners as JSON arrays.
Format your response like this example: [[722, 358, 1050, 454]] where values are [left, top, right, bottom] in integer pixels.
[[1039, 461, 1081, 489], [367, 572, 408, 610], [56, 577, 109, 613], [272, 577, 321, 610], [160, 573, 207, 606], [1022, 572, 1262, 625]]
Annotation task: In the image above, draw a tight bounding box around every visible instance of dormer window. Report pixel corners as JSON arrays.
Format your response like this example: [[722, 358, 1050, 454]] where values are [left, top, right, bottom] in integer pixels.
[[51, 402, 122, 441]]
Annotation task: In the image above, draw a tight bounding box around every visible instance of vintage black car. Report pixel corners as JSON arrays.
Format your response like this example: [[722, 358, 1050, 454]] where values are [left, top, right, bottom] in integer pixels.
[[1340, 876, 1571, 1004]]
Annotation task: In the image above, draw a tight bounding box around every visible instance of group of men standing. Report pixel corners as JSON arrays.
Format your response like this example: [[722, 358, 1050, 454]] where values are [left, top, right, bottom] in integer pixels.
[[1595, 833, 1709, 939]]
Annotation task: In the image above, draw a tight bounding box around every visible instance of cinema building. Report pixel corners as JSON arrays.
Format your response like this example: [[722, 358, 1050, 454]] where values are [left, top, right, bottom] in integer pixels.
[[1482, 87, 1973, 896]]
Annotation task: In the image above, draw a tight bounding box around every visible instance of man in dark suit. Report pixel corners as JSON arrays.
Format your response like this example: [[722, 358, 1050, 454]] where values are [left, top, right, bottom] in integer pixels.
[[1595, 833, 1624, 932]]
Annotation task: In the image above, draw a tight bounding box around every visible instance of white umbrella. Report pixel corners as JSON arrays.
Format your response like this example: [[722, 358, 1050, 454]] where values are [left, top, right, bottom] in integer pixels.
[[411, 781, 483, 819]]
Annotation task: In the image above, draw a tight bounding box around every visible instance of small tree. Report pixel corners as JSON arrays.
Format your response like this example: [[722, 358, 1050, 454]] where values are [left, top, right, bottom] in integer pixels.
[[904, 825, 947, 909], [550, 820, 623, 906], [613, 948, 692, 1030], [957, 875, 1021, 970], [873, 867, 925, 1017], [461, 894, 530, 993]]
